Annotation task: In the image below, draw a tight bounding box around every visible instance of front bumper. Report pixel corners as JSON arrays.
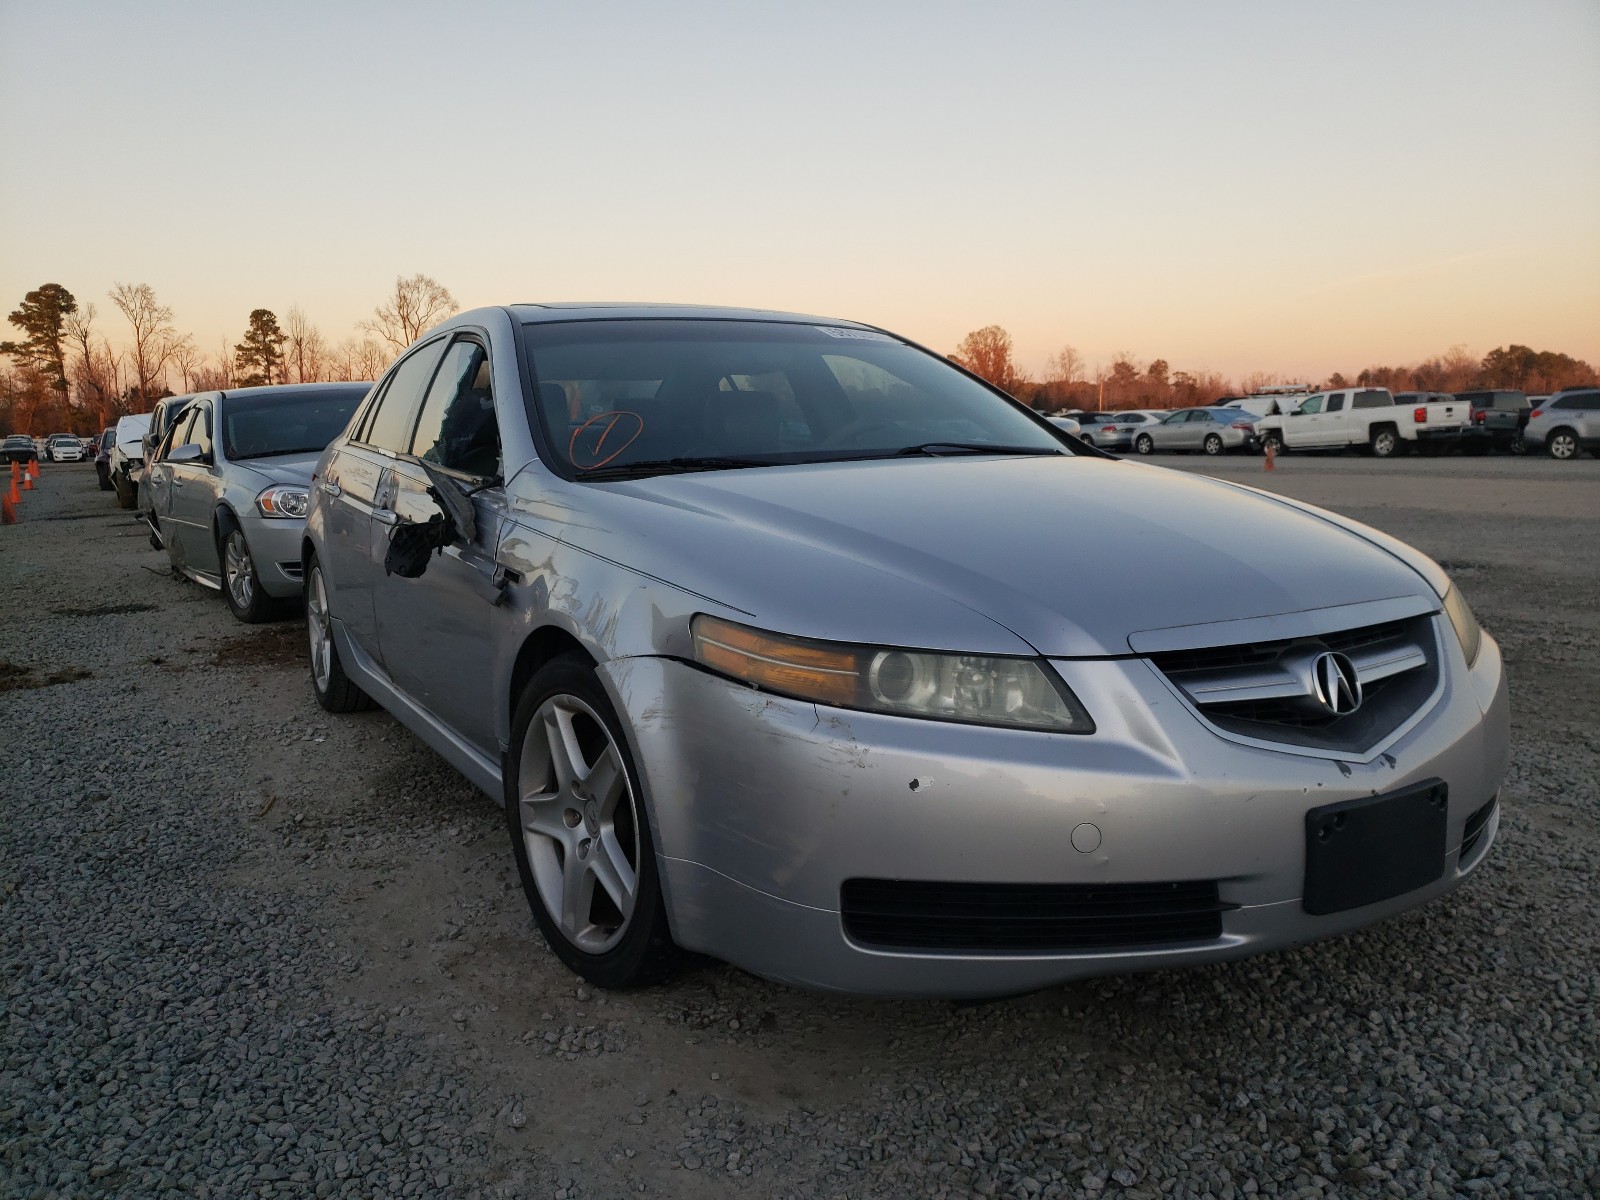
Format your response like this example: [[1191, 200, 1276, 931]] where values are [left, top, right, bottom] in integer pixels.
[[602, 625, 1508, 997], [240, 513, 309, 598]]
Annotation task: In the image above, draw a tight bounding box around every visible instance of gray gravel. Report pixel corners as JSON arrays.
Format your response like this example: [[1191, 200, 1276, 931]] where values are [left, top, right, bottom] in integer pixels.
[[3, 457, 1598, 1199]]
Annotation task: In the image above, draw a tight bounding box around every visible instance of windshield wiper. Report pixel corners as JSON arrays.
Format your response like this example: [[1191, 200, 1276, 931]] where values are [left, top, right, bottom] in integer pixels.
[[577, 455, 779, 480], [890, 442, 1064, 458]]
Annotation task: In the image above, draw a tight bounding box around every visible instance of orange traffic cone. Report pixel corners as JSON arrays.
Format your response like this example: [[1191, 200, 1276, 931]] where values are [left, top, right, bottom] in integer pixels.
[[21, 465, 34, 490], [1263, 443, 1277, 472], [5, 467, 19, 506], [1, 490, 17, 524], [26, 458, 40, 479]]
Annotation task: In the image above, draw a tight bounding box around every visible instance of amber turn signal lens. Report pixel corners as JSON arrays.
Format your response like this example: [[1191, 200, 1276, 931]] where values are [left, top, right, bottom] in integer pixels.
[[691, 616, 863, 706]]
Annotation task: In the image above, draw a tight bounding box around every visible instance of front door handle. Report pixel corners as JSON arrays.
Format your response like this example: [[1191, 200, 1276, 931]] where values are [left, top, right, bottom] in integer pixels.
[[322, 481, 342, 498], [373, 509, 400, 527]]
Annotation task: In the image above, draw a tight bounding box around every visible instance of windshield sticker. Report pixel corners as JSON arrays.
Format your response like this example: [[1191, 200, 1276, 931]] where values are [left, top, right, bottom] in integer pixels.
[[813, 326, 898, 343]]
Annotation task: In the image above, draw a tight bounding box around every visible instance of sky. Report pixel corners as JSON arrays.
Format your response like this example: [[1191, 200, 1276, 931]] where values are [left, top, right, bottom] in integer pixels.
[[2, 0, 1597, 383]]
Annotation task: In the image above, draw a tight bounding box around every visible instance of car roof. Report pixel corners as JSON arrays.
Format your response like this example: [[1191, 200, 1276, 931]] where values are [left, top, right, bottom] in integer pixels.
[[198, 382, 374, 404], [506, 302, 881, 330]]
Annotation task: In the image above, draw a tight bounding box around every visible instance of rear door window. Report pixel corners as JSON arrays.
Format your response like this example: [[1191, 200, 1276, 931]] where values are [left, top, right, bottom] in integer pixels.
[[1326, 394, 1346, 412]]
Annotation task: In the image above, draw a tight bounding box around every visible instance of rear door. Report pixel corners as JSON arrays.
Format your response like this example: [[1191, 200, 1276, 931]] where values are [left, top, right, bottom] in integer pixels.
[[371, 334, 509, 753], [167, 403, 223, 574], [320, 338, 449, 665]]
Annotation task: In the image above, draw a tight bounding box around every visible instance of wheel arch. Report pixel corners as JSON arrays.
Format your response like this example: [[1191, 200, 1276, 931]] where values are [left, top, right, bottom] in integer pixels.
[[508, 626, 597, 725]]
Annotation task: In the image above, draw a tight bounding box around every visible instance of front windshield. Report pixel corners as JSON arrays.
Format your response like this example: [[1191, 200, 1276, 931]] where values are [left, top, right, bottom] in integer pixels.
[[221, 386, 368, 460], [522, 320, 1071, 477]]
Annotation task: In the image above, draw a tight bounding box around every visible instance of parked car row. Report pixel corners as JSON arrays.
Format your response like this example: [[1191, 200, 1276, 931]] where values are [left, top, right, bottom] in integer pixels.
[[24, 307, 1526, 999]]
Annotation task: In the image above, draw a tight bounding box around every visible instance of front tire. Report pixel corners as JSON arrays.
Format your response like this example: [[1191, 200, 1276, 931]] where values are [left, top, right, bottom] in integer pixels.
[[505, 656, 678, 988], [1134, 433, 1155, 455], [113, 474, 136, 509], [1547, 428, 1579, 460], [217, 518, 278, 623]]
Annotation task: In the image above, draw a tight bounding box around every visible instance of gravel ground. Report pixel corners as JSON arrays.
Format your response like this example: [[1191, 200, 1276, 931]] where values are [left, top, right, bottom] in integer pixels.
[[3, 457, 1597, 1199]]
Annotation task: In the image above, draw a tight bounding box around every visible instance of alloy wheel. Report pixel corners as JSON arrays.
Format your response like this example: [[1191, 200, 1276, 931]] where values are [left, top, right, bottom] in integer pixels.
[[1204, 434, 1223, 455], [517, 695, 641, 954], [1373, 431, 1397, 457], [1549, 431, 1577, 460], [306, 568, 333, 692], [224, 530, 255, 611]]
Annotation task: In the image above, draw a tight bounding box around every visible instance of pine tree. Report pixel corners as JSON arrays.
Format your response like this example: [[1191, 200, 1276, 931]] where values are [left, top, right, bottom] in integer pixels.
[[2, 283, 78, 392], [235, 309, 287, 386]]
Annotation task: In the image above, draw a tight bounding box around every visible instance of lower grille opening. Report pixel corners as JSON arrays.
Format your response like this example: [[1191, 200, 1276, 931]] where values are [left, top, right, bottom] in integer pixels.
[[1460, 796, 1497, 860], [840, 878, 1232, 954]]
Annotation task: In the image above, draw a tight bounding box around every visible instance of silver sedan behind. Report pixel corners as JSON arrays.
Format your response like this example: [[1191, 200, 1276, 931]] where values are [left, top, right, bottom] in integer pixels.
[[1133, 407, 1259, 455], [147, 383, 371, 621]]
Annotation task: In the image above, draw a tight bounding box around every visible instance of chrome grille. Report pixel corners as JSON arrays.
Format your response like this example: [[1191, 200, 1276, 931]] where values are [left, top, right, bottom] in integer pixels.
[[1148, 614, 1440, 752]]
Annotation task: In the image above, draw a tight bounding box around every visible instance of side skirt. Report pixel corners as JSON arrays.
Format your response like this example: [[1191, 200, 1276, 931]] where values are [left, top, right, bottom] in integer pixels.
[[330, 618, 503, 800]]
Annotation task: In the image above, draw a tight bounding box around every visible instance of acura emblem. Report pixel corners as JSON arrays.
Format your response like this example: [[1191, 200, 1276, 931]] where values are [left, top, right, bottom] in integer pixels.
[[1311, 651, 1362, 716]]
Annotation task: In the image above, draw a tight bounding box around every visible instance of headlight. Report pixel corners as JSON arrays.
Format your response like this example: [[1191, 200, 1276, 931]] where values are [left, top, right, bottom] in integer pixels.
[[257, 485, 310, 519], [1442, 584, 1482, 668], [690, 615, 1094, 733]]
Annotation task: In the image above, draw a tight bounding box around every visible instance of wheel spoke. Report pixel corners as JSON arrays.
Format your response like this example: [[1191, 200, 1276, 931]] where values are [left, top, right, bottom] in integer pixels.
[[561, 850, 595, 933], [590, 829, 638, 916], [520, 797, 568, 841], [543, 706, 585, 795], [583, 743, 626, 816]]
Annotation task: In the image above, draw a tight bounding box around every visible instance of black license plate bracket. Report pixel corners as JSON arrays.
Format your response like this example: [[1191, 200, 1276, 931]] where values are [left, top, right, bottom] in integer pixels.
[[1303, 779, 1447, 915]]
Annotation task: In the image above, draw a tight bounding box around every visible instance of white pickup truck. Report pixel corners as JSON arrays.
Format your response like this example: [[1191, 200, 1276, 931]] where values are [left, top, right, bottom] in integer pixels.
[[1253, 387, 1469, 458]]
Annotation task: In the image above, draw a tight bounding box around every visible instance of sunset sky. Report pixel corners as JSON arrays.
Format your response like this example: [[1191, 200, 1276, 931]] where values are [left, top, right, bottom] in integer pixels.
[[2, 0, 1597, 383]]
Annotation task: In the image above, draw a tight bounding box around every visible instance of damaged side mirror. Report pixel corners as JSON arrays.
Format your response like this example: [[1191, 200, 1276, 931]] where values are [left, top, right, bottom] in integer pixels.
[[382, 465, 481, 579]]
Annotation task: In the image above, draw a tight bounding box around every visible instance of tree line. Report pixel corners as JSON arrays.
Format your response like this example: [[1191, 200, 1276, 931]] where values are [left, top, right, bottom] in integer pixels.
[[0, 275, 458, 435], [949, 325, 1600, 412]]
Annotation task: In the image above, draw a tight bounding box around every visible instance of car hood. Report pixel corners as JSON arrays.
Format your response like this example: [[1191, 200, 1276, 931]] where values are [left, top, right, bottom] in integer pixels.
[[230, 453, 320, 487], [523, 456, 1433, 657]]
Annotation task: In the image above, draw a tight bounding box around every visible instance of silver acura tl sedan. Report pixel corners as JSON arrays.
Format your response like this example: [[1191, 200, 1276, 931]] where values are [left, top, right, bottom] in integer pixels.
[[302, 304, 1507, 997], [147, 382, 372, 621]]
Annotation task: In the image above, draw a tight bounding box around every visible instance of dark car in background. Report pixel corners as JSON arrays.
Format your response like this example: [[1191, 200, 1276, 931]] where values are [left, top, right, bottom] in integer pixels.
[[1455, 390, 1530, 455], [4, 434, 40, 464], [94, 427, 117, 490]]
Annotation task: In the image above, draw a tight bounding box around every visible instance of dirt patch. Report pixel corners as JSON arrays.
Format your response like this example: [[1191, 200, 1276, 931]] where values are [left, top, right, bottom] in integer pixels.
[[208, 623, 305, 669], [51, 603, 158, 617], [0, 662, 93, 693]]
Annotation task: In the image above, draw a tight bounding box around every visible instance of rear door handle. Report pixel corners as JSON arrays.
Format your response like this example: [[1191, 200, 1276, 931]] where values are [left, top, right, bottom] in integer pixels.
[[322, 481, 342, 498], [373, 509, 400, 527]]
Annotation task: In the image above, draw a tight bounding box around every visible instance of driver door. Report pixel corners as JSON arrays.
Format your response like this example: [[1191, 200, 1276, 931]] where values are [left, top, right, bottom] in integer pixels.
[[1283, 395, 1324, 447]]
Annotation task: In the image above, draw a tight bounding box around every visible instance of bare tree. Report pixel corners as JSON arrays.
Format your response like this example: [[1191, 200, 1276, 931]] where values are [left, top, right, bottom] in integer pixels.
[[1050, 345, 1084, 385], [109, 282, 181, 403], [361, 274, 458, 351], [65, 304, 110, 422], [170, 336, 203, 393], [283, 305, 329, 382]]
